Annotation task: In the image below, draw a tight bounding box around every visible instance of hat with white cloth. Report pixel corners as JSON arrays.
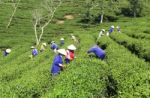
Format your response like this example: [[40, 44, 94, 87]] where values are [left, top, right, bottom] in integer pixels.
[[111, 25, 115, 28], [101, 29, 105, 32], [67, 44, 76, 50], [51, 41, 55, 44], [57, 49, 66, 56], [42, 43, 47, 46], [116, 26, 120, 28], [31, 46, 35, 49], [6, 49, 11, 53], [60, 38, 64, 40]]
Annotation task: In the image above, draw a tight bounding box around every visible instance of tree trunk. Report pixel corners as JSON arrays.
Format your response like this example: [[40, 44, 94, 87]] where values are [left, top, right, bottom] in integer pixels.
[[100, 14, 103, 23], [34, 20, 39, 46], [6, 0, 20, 28], [133, 11, 136, 18], [38, 1, 62, 44]]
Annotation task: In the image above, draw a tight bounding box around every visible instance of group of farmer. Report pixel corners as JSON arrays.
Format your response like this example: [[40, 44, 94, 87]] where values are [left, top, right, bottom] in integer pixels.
[[2, 32, 107, 76], [97, 25, 121, 41]]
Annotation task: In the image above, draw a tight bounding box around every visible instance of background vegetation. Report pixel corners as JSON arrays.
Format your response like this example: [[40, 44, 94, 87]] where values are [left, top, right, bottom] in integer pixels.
[[0, 0, 150, 98]]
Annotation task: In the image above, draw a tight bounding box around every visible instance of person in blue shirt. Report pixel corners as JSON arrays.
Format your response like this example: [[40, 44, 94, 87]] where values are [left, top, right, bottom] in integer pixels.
[[87, 45, 105, 59], [116, 26, 121, 33], [109, 25, 115, 34], [31, 46, 38, 57], [3, 49, 11, 56], [60, 38, 64, 46], [51, 49, 66, 75], [50, 41, 58, 53]]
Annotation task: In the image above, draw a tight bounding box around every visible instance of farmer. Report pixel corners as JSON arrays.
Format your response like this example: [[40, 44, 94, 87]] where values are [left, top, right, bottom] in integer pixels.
[[40, 42, 47, 52], [71, 34, 78, 44], [3, 49, 11, 56], [65, 44, 76, 64], [31, 46, 38, 57], [51, 49, 66, 75], [60, 38, 64, 46], [107, 25, 114, 36], [97, 29, 105, 41], [50, 41, 58, 53], [116, 26, 121, 33], [87, 45, 105, 60]]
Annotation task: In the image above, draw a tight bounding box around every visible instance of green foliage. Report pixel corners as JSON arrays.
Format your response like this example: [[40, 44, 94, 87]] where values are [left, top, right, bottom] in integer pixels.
[[110, 32, 150, 62], [0, 0, 150, 98], [42, 59, 109, 98], [128, 0, 143, 17], [97, 36, 150, 97]]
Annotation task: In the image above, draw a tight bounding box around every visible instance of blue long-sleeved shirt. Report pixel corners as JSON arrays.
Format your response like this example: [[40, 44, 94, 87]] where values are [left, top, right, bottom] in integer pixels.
[[32, 48, 38, 56], [60, 40, 64, 45], [3, 51, 9, 56], [51, 43, 58, 50], [109, 28, 114, 33], [87, 46, 105, 59], [51, 54, 63, 74]]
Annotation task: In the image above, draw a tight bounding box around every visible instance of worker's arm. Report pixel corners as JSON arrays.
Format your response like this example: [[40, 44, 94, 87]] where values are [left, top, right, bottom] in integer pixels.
[[59, 64, 65, 70], [87, 48, 94, 53]]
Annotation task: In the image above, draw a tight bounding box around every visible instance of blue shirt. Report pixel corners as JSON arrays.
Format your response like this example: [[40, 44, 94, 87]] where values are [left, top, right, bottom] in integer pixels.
[[60, 40, 64, 45], [32, 48, 38, 56], [109, 28, 114, 33], [87, 46, 105, 59], [3, 51, 9, 56], [51, 43, 58, 50], [51, 54, 63, 74]]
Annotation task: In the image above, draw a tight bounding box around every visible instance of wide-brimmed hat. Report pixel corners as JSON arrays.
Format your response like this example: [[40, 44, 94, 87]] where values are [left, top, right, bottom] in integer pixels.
[[111, 25, 115, 28], [6, 49, 11, 53], [42, 43, 47, 46], [57, 49, 66, 56], [67, 44, 76, 50], [116, 26, 120, 28], [101, 29, 105, 32], [51, 41, 55, 44], [60, 38, 64, 40], [31, 46, 35, 49]]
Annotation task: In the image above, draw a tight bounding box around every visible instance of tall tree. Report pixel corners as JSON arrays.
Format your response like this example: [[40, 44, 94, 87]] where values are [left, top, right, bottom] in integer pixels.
[[6, 0, 21, 28], [128, 0, 143, 17], [32, 0, 62, 46]]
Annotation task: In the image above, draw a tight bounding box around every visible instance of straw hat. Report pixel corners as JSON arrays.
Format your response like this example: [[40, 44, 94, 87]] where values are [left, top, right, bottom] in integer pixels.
[[67, 44, 76, 50], [111, 25, 115, 28], [57, 49, 66, 56], [101, 29, 105, 32], [31, 46, 35, 49], [42, 43, 47, 46], [51, 41, 55, 44], [116, 26, 120, 28], [6, 49, 11, 53], [60, 38, 64, 40]]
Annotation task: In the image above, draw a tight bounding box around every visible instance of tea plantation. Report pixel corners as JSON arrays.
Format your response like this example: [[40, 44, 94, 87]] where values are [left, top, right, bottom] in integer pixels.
[[0, 0, 150, 98]]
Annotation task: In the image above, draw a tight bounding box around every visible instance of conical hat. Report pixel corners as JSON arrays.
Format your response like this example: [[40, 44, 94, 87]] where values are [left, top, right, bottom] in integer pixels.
[[116, 26, 120, 28], [6, 49, 11, 53], [60, 38, 64, 40], [101, 29, 105, 32], [31, 46, 35, 49], [57, 49, 66, 56], [67, 44, 76, 50], [51, 41, 55, 44], [111, 25, 115, 28], [42, 43, 47, 46]]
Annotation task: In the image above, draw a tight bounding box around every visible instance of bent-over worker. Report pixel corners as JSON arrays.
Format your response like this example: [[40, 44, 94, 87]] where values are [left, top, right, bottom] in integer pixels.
[[87, 45, 105, 59]]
